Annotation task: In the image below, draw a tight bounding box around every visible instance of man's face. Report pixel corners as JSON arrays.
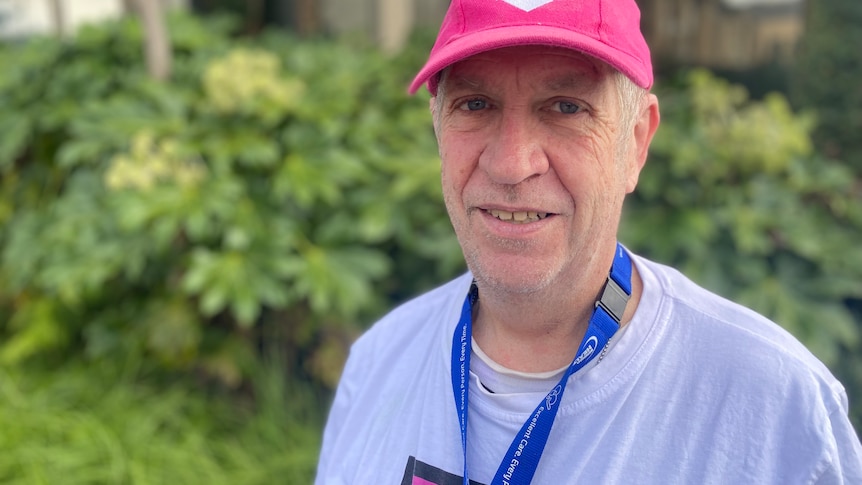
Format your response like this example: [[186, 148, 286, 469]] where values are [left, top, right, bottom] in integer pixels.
[[432, 45, 652, 296]]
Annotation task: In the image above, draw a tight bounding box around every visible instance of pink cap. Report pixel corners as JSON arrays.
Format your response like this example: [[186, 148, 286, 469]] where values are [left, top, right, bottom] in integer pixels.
[[408, 0, 653, 94]]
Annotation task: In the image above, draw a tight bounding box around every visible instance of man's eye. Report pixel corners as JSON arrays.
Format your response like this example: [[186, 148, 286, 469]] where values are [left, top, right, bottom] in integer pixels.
[[460, 98, 487, 111], [554, 101, 581, 114]]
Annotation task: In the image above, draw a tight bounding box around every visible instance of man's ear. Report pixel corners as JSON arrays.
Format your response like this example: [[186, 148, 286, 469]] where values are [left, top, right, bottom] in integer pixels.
[[626, 93, 660, 193]]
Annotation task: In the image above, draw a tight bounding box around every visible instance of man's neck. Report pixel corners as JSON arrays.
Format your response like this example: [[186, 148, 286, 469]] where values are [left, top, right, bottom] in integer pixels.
[[471, 263, 643, 373]]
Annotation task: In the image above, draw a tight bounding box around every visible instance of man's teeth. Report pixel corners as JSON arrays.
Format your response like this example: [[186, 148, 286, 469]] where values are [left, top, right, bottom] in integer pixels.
[[488, 209, 548, 223]]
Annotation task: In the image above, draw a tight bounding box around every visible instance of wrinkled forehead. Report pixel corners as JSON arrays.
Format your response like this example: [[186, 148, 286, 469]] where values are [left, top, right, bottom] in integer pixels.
[[438, 45, 613, 95]]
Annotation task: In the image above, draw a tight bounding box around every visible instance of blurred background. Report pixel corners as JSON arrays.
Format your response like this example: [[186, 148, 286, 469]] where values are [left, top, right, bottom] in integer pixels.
[[0, 0, 859, 483]]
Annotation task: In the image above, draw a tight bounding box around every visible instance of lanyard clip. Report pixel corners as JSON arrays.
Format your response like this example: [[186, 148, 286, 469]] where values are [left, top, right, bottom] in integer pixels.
[[596, 275, 630, 324]]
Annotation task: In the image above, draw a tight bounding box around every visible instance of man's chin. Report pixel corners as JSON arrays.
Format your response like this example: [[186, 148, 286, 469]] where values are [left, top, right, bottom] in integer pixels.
[[468, 262, 558, 297]]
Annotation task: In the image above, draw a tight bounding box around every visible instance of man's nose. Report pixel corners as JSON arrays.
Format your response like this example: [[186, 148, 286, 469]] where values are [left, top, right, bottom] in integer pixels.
[[478, 111, 550, 185]]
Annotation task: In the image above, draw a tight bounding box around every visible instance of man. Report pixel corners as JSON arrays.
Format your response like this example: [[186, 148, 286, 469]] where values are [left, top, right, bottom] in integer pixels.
[[316, 0, 862, 483]]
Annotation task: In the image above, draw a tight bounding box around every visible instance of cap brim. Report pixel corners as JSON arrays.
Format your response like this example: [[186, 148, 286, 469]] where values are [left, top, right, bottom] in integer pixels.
[[408, 25, 652, 94]]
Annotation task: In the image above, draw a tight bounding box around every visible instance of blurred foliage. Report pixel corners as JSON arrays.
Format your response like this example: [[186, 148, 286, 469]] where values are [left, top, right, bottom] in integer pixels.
[[623, 70, 862, 427], [791, 0, 862, 168], [788, 0, 862, 429], [0, 356, 320, 484], [0, 13, 461, 393]]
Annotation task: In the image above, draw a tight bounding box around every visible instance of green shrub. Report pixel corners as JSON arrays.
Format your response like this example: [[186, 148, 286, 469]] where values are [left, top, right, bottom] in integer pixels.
[[791, 0, 862, 168], [0, 13, 462, 389], [0, 358, 321, 484], [623, 70, 862, 426]]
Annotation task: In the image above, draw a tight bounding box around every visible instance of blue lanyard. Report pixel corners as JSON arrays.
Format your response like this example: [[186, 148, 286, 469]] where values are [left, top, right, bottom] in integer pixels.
[[450, 243, 633, 485]]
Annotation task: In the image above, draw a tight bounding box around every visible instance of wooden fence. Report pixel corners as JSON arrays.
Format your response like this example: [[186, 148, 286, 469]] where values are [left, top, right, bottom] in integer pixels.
[[319, 0, 803, 68]]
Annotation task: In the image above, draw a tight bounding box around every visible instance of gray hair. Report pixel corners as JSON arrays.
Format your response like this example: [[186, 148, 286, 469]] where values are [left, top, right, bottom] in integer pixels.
[[613, 70, 648, 144]]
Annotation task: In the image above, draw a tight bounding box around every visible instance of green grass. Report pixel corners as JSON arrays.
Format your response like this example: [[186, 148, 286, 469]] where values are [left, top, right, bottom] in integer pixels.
[[0, 360, 322, 484]]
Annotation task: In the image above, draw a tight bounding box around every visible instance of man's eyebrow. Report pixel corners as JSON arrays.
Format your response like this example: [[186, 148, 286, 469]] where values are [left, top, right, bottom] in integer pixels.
[[444, 75, 482, 93], [545, 76, 585, 91], [543, 70, 603, 92]]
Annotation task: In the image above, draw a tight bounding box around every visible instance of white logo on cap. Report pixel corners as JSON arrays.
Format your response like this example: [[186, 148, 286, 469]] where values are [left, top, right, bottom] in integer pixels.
[[501, 0, 554, 12]]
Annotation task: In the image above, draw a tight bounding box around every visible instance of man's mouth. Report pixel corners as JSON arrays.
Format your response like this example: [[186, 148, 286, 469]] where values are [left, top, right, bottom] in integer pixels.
[[486, 209, 550, 224]]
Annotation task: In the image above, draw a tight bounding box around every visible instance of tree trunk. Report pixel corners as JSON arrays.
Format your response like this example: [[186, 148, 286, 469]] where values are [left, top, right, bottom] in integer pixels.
[[121, 0, 135, 15], [377, 0, 414, 54], [244, 0, 265, 35], [295, 0, 320, 37], [132, 0, 172, 82], [46, 0, 65, 38]]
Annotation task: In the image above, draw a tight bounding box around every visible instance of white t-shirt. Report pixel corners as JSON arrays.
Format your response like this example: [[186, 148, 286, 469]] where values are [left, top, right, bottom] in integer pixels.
[[316, 253, 862, 484]]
